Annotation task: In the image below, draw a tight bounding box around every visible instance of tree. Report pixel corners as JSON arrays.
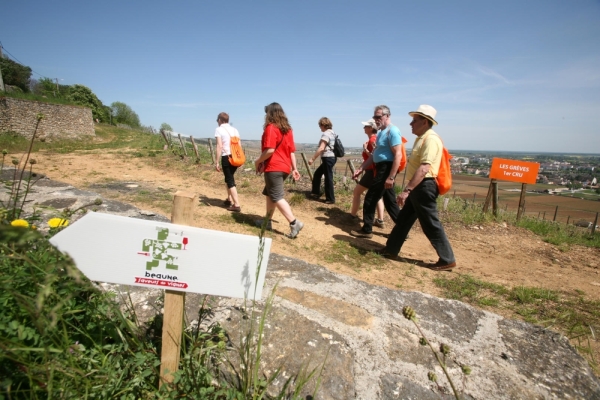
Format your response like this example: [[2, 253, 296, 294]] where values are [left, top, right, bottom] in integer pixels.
[[110, 101, 141, 128], [31, 77, 70, 98], [66, 84, 109, 122], [160, 123, 173, 132], [0, 56, 32, 92]]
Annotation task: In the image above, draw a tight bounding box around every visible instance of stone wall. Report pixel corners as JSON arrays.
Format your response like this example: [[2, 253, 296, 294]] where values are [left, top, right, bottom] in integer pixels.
[[0, 96, 95, 140]]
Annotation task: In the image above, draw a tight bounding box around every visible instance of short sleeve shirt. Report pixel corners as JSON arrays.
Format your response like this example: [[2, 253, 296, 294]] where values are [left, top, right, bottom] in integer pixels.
[[363, 135, 377, 170], [406, 129, 443, 180], [214, 123, 239, 156], [372, 125, 402, 163], [320, 130, 335, 158], [262, 124, 296, 173]]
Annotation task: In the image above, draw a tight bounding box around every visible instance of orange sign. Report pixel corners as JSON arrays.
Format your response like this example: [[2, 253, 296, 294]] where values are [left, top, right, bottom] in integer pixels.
[[489, 158, 540, 184]]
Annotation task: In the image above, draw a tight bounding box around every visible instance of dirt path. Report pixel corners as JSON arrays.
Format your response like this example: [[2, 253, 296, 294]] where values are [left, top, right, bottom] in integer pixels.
[[32, 149, 600, 303]]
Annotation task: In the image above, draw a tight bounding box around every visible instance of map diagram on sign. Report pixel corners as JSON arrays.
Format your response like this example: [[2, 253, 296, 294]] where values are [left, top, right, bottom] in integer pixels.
[[138, 227, 188, 270]]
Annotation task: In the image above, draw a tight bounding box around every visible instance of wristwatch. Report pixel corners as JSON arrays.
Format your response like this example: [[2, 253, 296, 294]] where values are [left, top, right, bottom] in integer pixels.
[[404, 188, 412, 193]]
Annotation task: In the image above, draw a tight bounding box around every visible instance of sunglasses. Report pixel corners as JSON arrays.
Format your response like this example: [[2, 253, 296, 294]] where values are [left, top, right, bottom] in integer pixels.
[[372, 114, 387, 120]]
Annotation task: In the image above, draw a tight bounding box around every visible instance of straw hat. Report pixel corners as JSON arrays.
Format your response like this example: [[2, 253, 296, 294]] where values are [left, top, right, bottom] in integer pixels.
[[361, 118, 378, 130], [408, 105, 438, 125]]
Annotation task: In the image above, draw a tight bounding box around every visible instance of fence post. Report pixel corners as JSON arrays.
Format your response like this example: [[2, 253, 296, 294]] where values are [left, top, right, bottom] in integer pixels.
[[492, 179, 498, 216], [473, 193, 476, 203], [516, 183, 527, 221], [553, 206, 558, 222], [346, 159, 356, 180], [542, 211, 546, 220], [483, 179, 493, 213], [160, 129, 171, 150], [190, 136, 199, 159], [592, 212, 599, 235], [453, 190, 456, 198], [300, 153, 313, 182], [566, 216, 570, 225], [177, 134, 188, 156]]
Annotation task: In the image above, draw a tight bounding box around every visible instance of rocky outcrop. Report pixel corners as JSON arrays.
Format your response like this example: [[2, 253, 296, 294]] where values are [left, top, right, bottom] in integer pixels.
[[5, 173, 600, 399]]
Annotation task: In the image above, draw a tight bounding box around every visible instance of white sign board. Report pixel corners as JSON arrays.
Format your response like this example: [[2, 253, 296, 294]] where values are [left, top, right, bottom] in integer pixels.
[[50, 213, 271, 299]]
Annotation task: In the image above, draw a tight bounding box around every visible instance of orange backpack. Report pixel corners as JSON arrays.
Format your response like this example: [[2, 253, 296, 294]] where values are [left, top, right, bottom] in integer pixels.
[[387, 127, 408, 173], [398, 136, 408, 173], [427, 135, 452, 195], [225, 128, 246, 167]]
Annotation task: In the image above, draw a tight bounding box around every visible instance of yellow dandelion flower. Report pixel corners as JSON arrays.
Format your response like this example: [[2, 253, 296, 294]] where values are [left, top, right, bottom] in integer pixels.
[[48, 218, 69, 228], [11, 219, 30, 228]]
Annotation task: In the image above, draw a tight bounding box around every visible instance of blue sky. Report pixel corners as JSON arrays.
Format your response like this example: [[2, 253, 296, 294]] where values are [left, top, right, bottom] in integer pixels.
[[2, 0, 599, 152]]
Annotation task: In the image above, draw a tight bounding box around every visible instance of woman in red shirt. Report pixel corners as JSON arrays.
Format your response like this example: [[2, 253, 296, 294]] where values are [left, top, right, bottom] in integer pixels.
[[254, 103, 304, 238], [349, 119, 385, 227]]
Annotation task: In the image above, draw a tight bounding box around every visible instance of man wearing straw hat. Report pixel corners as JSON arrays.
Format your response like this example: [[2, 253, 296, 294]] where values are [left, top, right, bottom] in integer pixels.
[[379, 105, 456, 271]]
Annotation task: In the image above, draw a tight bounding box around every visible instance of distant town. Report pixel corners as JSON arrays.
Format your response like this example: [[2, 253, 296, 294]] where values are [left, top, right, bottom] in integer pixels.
[[329, 146, 600, 195], [240, 139, 600, 196]]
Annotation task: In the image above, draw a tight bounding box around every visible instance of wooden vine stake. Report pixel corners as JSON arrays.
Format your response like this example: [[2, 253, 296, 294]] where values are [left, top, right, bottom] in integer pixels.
[[301, 153, 314, 181]]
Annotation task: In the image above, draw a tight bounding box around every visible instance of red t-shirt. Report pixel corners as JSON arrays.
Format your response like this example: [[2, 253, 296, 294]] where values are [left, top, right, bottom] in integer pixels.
[[362, 135, 377, 170], [262, 124, 296, 173]]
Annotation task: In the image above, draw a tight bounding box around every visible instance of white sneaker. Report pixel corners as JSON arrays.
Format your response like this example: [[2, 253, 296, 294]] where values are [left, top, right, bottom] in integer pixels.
[[286, 220, 304, 238]]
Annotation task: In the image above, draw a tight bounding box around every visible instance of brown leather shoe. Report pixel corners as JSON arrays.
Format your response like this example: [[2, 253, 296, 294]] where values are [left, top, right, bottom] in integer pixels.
[[227, 205, 241, 212], [350, 229, 373, 239], [425, 261, 456, 271], [374, 248, 398, 260]]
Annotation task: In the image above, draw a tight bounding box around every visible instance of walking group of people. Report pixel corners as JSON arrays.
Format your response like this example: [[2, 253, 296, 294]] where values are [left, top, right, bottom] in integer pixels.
[[213, 103, 456, 271]]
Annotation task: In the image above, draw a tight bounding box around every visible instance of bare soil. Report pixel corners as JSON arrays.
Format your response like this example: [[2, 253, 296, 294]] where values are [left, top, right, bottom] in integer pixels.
[[32, 149, 600, 302]]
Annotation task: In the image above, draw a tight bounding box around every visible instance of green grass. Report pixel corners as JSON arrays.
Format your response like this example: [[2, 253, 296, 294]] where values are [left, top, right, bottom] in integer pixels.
[[434, 274, 599, 373], [516, 216, 600, 249], [323, 240, 384, 271], [289, 192, 306, 206]]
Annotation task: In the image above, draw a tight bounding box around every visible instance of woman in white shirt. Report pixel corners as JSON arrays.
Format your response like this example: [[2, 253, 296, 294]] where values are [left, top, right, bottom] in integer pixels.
[[215, 112, 241, 212], [308, 117, 338, 204]]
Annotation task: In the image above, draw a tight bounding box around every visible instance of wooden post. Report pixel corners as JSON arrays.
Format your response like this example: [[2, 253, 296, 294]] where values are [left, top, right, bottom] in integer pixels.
[[492, 179, 498, 216], [453, 190, 456, 198], [177, 134, 187, 156], [516, 183, 527, 221], [160, 129, 171, 149], [553, 206, 558, 222], [592, 212, 599, 235], [160, 191, 197, 388], [472, 193, 476, 203], [483, 179, 494, 213], [301, 153, 313, 181], [346, 159, 356, 181], [190, 136, 200, 159], [542, 211, 546, 220], [208, 139, 216, 164], [567, 216, 570, 225]]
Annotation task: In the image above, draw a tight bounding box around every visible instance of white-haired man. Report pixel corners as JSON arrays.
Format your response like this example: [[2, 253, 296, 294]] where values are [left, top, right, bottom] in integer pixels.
[[380, 105, 456, 271], [350, 105, 402, 238]]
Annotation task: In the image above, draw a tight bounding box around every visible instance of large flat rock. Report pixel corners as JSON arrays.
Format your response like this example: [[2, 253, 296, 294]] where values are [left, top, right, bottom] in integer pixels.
[[6, 171, 599, 399]]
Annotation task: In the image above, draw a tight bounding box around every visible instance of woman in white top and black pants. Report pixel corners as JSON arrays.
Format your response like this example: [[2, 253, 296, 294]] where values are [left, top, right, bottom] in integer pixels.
[[215, 112, 241, 212], [308, 117, 337, 204]]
